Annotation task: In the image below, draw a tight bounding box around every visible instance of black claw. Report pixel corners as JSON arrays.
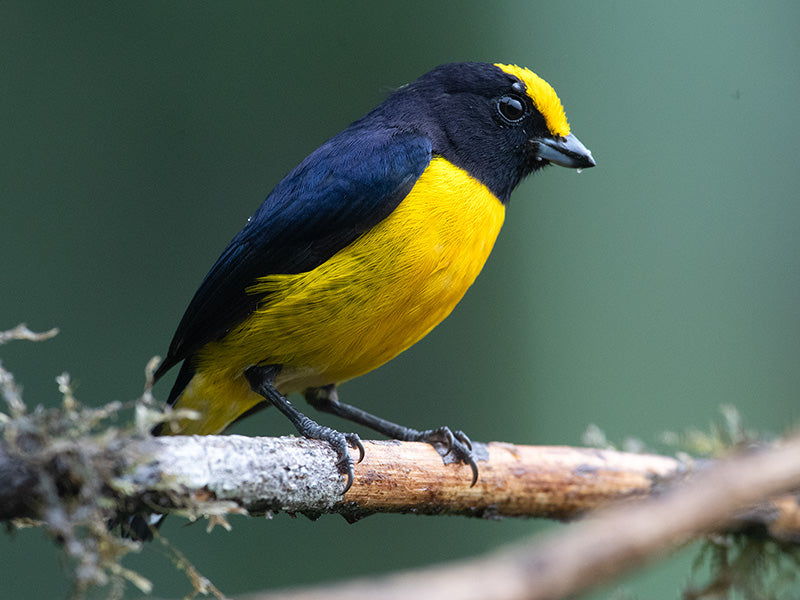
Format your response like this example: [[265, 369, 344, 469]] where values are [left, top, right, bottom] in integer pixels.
[[467, 455, 479, 487], [415, 426, 480, 485], [347, 433, 365, 463], [306, 425, 358, 494], [441, 428, 455, 453], [447, 435, 478, 486], [336, 452, 355, 494], [317, 427, 358, 493], [422, 426, 455, 452], [453, 430, 473, 453]]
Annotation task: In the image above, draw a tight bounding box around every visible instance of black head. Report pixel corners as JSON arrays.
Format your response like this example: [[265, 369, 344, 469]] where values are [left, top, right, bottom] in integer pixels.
[[372, 62, 595, 202]]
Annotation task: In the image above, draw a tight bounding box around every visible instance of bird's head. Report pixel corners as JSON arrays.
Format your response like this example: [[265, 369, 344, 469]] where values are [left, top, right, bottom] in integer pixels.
[[384, 62, 595, 203]]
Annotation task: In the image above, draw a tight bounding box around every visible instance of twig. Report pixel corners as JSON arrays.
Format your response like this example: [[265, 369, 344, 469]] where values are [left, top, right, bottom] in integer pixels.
[[0, 323, 59, 345], [0, 324, 59, 417]]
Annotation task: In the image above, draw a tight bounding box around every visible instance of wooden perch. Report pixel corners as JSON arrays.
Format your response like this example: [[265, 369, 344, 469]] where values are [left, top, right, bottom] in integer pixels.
[[118, 436, 688, 521], [3, 428, 798, 540], [0, 433, 688, 523]]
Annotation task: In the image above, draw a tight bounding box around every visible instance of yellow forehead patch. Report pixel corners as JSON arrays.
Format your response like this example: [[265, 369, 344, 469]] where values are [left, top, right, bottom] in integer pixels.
[[495, 63, 570, 137]]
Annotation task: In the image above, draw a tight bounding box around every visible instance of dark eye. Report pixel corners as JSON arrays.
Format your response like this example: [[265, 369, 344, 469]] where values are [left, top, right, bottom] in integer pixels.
[[496, 94, 527, 123]]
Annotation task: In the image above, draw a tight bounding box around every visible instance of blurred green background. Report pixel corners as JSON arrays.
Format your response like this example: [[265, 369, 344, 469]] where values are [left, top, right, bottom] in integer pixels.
[[2, 2, 799, 598]]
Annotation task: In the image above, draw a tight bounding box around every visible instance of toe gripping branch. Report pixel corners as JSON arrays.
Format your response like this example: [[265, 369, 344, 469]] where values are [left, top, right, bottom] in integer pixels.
[[245, 366, 480, 491], [305, 385, 480, 486], [244, 366, 365, 493]]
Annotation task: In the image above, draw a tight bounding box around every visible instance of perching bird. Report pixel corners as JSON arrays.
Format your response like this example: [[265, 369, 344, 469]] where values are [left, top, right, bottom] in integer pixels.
[[152, 61, 594, 494]]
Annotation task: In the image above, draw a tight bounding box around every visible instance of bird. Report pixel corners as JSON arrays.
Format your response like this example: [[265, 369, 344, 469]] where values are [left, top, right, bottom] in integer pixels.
[[152, 61, 594, 496]]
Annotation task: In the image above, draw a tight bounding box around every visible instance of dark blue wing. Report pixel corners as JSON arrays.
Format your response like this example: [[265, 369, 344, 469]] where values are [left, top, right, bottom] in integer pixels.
[[155, 126, 432, 381]]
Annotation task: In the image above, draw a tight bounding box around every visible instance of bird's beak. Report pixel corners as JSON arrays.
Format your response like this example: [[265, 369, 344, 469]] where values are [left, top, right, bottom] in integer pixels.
[[532, 132, 596, 169]]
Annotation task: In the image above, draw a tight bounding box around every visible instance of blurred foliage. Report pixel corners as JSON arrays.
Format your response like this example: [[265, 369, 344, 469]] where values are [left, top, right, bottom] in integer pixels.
[[687, 536, 800, 600]]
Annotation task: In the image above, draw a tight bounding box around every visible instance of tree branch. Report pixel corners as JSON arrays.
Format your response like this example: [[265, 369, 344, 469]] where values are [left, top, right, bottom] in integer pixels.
[[3, 425, 798, 539], [1, 433, 688, 523]]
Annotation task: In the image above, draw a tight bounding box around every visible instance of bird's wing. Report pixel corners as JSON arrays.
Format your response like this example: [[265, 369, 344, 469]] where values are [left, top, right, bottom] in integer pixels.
[[155, 128, 432, 380]]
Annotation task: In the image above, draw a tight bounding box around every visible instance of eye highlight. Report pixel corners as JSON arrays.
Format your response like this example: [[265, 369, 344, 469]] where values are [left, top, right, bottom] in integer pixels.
[[496, 94, 527, 123]]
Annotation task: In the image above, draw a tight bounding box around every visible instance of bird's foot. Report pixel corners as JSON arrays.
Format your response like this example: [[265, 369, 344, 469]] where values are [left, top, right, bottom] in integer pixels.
[[294, 416, 365, 493], [244, 366, 364, 493], [414, 426, 479, 486], [303, 383, 482, 485]]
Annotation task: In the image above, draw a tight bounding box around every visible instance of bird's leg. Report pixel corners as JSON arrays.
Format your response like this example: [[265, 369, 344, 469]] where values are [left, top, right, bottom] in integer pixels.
[[304, 385, 479, 486], [244, 365, 364, 492]]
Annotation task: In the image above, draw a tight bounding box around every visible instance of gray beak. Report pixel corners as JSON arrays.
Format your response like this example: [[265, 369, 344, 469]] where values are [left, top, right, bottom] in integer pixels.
[[533, 132, 596, 169]]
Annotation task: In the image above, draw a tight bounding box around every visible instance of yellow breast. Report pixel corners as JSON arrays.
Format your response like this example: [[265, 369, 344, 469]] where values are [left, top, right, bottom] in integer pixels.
[[183, 157, 505, 433]]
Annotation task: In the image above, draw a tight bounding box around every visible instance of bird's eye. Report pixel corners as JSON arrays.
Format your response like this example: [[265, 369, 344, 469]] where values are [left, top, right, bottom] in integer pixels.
[[496, 94, 527, 123]]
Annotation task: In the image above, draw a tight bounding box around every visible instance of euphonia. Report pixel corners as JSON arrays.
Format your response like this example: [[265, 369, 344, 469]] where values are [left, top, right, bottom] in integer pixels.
[[153, 61, 594, 492]]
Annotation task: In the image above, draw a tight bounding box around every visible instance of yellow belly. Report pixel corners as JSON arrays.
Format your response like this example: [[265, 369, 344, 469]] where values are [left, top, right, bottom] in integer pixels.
[[176, 157, 505, 434]]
